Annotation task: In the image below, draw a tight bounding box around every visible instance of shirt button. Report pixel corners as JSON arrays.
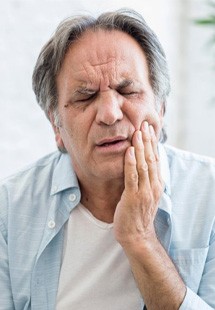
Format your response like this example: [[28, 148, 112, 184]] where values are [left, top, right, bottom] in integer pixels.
[[69, 193, 77, 202], [48, 220, 56, 229]]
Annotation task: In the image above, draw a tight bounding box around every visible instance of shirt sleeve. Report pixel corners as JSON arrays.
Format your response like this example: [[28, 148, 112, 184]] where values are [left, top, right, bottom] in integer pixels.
[[180, 223, 215, 310], [179, 287, 214, 310], [0, 188, 15, 310]]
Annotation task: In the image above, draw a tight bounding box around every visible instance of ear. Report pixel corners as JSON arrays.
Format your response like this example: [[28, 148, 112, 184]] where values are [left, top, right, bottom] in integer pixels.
[[49, 111, 66, 151]]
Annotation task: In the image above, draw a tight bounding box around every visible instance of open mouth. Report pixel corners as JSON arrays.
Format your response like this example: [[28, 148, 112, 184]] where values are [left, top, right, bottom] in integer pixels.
[[96, 137, 128, 152], [99, 140, 124, 147]]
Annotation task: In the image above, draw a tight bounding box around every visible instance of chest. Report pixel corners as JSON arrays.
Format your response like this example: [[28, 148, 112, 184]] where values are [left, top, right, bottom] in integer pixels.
[[56, 204, 142, 310]]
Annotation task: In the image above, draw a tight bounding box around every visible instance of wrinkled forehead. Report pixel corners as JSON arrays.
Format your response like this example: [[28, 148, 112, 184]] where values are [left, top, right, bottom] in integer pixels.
[[58, 28, 150, 86]]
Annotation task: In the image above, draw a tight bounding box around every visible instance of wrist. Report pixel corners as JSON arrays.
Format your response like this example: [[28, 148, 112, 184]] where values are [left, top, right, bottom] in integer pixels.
[[118, 230, 159, 256]]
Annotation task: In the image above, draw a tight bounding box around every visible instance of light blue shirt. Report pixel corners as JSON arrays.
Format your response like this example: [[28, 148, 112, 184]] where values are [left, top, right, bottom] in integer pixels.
[[0, 144, 214, 309]]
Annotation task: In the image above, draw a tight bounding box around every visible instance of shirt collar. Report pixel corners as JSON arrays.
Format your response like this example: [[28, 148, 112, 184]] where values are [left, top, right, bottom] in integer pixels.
[[50, 144, 171, 197], [50, 152, 79, 195]]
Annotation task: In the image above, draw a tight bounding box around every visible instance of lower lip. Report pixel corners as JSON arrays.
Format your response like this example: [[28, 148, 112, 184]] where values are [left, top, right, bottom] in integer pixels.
[[96, 140, 129, 154]]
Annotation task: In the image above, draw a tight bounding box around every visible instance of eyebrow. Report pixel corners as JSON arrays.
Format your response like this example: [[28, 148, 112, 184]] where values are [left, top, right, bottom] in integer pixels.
[[116, 79, 133, 91], [73, 79, 134, 95], [74, 87, 96, 95]]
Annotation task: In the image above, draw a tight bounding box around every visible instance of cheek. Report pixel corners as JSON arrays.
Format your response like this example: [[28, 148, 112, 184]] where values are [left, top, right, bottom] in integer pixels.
[[58, 122, 75, 149], [62, 120, 90, 152], [129, 106, 162, 133]]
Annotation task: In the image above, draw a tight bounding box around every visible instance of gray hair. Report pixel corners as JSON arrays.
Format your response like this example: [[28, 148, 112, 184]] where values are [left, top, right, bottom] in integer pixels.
[[32, 8, 170, 142]]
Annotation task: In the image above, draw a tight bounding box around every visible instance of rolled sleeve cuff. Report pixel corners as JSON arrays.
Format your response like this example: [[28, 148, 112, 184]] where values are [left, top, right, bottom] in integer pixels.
[[179, 287, 213, 310]]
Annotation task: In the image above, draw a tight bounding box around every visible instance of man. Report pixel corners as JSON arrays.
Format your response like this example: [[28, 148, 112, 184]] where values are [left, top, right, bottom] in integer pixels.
[[0, 9, 214, 310]]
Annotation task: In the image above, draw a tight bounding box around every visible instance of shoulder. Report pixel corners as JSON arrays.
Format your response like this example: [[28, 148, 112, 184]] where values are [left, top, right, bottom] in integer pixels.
[[0, 151, 63, 233], [0, 151, 62, 208], [0, 151, 61, 187], [163, 144, 215, 210], [164, 144, 215, 173]]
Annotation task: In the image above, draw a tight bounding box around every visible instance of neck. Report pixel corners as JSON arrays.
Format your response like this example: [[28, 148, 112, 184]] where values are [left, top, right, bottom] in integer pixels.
[[79, 177, 124, 223]]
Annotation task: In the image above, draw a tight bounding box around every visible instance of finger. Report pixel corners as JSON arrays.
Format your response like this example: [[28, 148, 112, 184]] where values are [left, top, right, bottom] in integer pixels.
[[132, 130, 150, 187], [124, 146, 138, 192], [141, 121, 159, 186], [149, 125, 162, 183]]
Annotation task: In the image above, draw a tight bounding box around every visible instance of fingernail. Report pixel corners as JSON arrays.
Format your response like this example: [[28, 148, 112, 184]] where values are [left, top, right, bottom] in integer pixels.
[[143, 121, 149, 131], [137, 130, 142, 141], [149, 125, 155, 136], [129, 147, 135, 157]]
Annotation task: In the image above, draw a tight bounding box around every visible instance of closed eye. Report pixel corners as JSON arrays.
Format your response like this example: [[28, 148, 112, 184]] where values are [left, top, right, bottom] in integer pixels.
[[119, 91, 138, 97], [75, 93, 96, 103]]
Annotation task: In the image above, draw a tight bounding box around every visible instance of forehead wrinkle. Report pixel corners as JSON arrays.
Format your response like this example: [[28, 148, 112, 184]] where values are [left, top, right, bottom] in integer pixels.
[[79, 57, 121, 90]]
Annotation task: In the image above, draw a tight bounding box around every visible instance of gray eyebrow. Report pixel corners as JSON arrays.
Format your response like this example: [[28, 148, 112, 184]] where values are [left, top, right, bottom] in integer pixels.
[[116, 79, 133, 91], [73, 79, 134, 95], [74, 87, 97, 95]]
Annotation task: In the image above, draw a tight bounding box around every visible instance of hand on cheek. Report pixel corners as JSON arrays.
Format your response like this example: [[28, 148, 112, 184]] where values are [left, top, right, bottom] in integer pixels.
[[114, 121, 164, 247]]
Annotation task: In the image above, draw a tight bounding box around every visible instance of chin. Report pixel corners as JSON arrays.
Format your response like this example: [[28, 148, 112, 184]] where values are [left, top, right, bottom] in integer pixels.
[[95, 162, 124, 181]]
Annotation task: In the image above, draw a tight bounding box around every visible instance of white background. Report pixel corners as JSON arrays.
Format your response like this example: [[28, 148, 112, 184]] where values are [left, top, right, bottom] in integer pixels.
[[0, 0, 215, 179]]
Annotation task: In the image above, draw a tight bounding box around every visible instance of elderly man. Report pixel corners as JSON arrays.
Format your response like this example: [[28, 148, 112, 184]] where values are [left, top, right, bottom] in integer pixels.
[[0, 9, 214, 310]]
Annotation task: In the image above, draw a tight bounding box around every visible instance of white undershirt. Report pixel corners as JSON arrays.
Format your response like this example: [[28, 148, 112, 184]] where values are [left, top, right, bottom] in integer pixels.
[[56, 203, 142, 310]]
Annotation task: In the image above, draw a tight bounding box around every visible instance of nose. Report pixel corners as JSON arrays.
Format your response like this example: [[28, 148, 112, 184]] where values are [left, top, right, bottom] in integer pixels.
[[95, 91, 123, 126]]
